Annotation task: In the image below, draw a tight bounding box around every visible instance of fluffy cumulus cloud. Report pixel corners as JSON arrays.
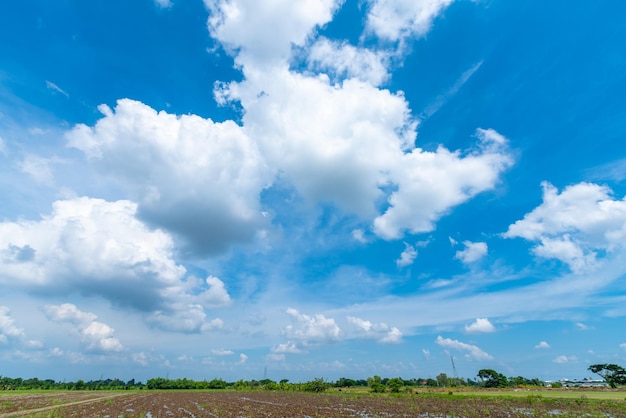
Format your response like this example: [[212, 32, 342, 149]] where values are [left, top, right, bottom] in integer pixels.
[[455, 241, 488, 265], [373, 128, 512, 239], [307, 38, 390, 86], [206, 0, 513, 241], [67, 100, 272, 256], [0, 306, 25, 344], [396, 242, 418, 267], [365, 0, 454, 43], [222, 67, 512, 238], [435, 335, 493, 360], [205, 0, 340, 66], [504, 182, 626, 273], [43, 304, 123, 352], [464, 318, 495, 334], [553, 355, 577, 364], [0, 198, 230, 332], [221, 68, 418, 218], [346, 316, 402, 343], [284, 308, 341, 344], [535, 341, 550, 349]]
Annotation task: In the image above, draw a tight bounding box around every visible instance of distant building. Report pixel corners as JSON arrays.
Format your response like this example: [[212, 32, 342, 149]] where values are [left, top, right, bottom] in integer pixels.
[[544, 378, 608, 388]]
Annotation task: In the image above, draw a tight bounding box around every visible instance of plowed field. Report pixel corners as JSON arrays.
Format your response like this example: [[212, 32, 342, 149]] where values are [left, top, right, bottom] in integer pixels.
[[1, 391, 625, 417]]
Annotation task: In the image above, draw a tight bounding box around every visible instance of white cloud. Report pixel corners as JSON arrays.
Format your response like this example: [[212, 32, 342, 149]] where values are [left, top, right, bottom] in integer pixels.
[[133, 352, 149, 366], [224, 68, 417, 218], [307, 38, 390, 85], [154, 0, 172, 8], [284, 308, 341, 343], [205, 0, 340, 67], [222, 65, 512, 238], [238, 353, 248, 364], [347, 316, 402, 343], [435, 335, 493, 360], [420, 61, 483, 120], [535, 341, 550, 349], [146, 305, 223, 334], [0, 306, 25, 343], [45, 80, 69, 98], [49, 347, 63, 357], [272, 341, 303, 354], [365, 0, 454, 43], [396, 242, 417, 267], [199, 276, 232, 307], [620, 343, 626, 349], [553, 355, 577, 364], [575, 322, 593, 331], [43, 303, 97, 326], [0, 197, 229, 332], [455, 241, 488, 265], [464, 318, 495, 334], [373, 128, 512, 239], [422, 348, 430, 358], [67, 99, 272, 256], [201, 318, 224, 332], [380, 326, 402, 343], [18, 154, 56, 185], [211, 348, 234, 356], [504, 182, 626, 273], [352, 229, 368, 243], [202, 0, 512, 245], [43, 304, 123, 353], [267, 353, 286, 362], [82, 322, 123, 352]]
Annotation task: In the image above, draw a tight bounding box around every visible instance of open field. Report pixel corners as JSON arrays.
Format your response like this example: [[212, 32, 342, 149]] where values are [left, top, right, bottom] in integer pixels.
[[454, 389, 626, 401], [0, 390, 625, 417]]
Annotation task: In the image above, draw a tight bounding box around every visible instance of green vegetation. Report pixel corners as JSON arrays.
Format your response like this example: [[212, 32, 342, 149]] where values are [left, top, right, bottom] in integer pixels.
[[1, 363, 624, 394]]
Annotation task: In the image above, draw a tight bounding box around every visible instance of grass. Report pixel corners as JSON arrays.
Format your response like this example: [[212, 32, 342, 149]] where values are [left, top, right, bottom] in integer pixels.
[[455, 389, 626, 400]]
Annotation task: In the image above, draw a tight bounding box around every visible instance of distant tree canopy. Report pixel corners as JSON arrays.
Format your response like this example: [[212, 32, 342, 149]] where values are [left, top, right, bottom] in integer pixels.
[[588, 364, 626, 388], [477, 369, 508, 388], [0, 372, 544, 392]]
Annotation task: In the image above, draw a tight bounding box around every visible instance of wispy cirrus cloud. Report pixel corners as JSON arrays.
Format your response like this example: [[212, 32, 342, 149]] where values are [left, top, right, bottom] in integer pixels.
[[45, 81, 69, 98]]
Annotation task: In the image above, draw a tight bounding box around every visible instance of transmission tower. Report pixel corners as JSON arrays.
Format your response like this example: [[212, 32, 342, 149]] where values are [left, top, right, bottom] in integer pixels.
[[450, 356, 459, 384]]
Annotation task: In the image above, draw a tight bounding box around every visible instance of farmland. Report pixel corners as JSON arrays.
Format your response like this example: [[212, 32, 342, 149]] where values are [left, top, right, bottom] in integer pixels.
[[1, 389, 626, 417]]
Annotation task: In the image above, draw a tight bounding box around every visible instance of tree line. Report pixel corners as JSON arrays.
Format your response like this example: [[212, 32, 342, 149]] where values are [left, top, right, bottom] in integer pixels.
[[0, 364, 622, 392]]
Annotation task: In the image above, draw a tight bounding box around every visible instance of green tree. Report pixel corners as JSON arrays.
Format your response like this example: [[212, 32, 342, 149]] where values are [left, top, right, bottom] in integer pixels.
[[588, 364, 626, 388], [387, 377, 404, 393], [367, 375, 386, 393], [477, 369, 508, 388], [436, 373, 449, 387]]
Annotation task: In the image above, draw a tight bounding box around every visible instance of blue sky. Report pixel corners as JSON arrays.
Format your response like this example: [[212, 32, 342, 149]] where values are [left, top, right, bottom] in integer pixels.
[[1, 0, 626, 384]]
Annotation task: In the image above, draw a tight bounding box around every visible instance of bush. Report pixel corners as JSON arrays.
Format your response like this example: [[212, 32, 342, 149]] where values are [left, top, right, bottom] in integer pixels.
[[369, 382, 386, 393], [303, 378, 329, 393]]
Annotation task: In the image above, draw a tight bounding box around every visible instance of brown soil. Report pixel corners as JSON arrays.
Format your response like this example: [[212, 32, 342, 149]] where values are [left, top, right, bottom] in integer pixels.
[[1, 391, 624, 417]]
